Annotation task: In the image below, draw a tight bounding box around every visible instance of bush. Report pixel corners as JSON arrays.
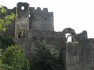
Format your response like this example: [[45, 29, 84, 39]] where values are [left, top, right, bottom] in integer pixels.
[[2, 45, 30, 70]]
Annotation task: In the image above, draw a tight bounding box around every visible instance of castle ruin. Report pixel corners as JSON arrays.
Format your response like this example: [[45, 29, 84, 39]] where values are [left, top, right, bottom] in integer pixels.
[[1, 2, 94, 70]]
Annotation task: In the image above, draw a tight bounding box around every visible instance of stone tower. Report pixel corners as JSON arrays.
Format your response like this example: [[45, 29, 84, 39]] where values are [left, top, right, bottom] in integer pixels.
[[15, 2, 29, 38], [29, 7, 54, 31]]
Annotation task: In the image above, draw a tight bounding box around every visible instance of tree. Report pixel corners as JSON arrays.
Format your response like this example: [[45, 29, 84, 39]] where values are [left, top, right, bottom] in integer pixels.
[[0, 35, 15, 49], [0, 5, 15, 32], [2, 45, 30, 70], [0, 49, 3, 69], [0, 49, 11, 70], [30, 40, 65, 70], [0, 5, 15, 69], [0, 5, 30, 70], [0, 5, 15, 49]]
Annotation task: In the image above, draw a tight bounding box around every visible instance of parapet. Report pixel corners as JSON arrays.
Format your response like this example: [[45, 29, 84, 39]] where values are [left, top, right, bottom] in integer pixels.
[[29, 7, 35, 13], [43, 8, 48, 12], [17, 2, 29, 7], [29, 7, 52, 14], [36, 7, 41, 12]]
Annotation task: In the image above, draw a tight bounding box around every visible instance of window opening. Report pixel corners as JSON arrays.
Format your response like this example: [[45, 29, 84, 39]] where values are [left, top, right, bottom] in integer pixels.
[[65, 33, 72, 43], [44, 18, 47, 20], [18, 31, 25, 38], [29, 14, 30, 17], [21, 6, 25, 10]]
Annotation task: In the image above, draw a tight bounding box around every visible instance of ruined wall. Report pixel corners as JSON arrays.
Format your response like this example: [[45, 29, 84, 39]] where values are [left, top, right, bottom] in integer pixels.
[[66, 42, 80, 70], [64, 28, 94, 70], [67, 39, 94, 70], [15, 30, 65, 60], [1, 2, 94, 70]]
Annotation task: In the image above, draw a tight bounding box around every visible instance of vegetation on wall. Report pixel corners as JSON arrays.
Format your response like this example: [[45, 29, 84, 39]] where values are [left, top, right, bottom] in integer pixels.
[[30, 40, 65, 70]]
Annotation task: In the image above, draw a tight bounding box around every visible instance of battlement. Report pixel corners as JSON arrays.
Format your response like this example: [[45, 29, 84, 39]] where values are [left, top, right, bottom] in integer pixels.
[[29, 7, 52, 13]]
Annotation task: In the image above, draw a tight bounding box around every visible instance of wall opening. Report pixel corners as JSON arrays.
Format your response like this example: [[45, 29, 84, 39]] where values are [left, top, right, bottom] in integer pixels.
[[18, 31, 25, 38], [44, 18, 47, 20], [65, 33, 72, 43], [21, 6, 25, 10], [29, 14, 31, 17]]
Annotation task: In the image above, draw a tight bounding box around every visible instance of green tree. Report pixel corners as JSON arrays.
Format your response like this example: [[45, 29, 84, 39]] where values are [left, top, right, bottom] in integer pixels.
[[0, 5, 30, 70], [0, 49, 11, 70], [0, 35, 15, 49], [30, 40, 65, 70], [0, 5, 15, 31], [0, 49, 3, 70], [0, 5, 15, 70], [2, 45, 30, 70]]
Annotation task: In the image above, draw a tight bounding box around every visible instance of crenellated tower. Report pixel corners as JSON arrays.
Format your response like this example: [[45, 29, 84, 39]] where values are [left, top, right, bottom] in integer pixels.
[[29, 7, 54, 31]]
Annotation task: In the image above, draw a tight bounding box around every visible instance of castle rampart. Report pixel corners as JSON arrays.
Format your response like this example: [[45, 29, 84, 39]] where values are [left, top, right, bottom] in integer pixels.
[[1, 2, 94, 70]]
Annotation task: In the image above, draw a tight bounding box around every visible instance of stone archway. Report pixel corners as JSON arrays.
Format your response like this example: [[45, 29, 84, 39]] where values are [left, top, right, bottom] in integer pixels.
[[62, 28, 76, 42]]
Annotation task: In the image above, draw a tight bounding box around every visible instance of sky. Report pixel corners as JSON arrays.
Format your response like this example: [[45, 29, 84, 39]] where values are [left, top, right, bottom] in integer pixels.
[[0, 0, 94, 38]]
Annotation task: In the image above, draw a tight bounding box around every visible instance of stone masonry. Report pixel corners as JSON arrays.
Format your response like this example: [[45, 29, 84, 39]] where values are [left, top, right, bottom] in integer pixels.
[[1, 2, 94, 70]]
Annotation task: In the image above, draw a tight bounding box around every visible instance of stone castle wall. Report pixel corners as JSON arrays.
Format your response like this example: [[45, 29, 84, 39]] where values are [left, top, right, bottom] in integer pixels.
[[1, 2, 94, 70]]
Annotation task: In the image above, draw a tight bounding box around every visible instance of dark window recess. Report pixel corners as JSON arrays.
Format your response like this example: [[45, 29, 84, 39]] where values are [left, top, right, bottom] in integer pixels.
[[18, 31, 25, 38], [44, 18, 47, 20]]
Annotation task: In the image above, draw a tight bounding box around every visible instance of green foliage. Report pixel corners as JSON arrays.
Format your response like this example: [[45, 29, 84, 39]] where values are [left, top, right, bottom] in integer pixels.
[[2, 45, 30, 70], [0, 5, 15, 31], [0, 36, 30, 70], [0, 49, 3, 70], [0, 35, 15, 49], [30, 40, 65, 70], [0, 49, 11, 70], [0, 49, 2, 65], [0, 5, 6, 14]]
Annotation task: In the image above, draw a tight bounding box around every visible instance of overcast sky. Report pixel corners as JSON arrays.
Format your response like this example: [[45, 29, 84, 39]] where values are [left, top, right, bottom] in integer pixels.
[[0, 0, 94, 38]]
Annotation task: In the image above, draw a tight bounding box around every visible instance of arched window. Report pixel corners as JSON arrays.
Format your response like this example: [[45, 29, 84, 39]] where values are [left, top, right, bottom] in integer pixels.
[[62, 28, 76, 43], [65, 33, 72, 43], [18, 32, 22, 38]]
